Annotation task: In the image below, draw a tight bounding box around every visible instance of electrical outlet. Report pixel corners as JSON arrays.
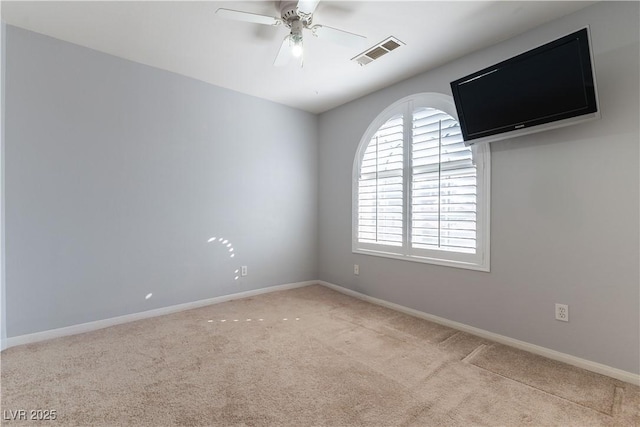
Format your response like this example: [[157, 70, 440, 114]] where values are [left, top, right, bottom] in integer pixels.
[[555, 303, 569, 322], [241, 266, 248, 277], [354, 264, 359, 275]]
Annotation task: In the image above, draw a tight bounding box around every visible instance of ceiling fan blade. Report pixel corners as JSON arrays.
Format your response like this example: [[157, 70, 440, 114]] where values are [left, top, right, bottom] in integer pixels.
[[274, 36, 293, 67], [311, 25, 366, 50], [297, 0, 320, 16], [216, 8, 281, 26]]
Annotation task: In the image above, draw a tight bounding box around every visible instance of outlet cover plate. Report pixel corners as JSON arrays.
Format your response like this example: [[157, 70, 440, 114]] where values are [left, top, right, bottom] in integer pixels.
[[555, 303, 569, 322]]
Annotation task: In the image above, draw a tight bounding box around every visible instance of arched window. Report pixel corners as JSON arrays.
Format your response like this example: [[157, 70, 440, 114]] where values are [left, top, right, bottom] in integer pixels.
[[352, 93, 490, 271]]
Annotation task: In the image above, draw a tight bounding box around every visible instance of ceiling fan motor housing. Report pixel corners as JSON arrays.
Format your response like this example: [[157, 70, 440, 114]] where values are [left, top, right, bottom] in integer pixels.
[[280, 1, 312, 27]]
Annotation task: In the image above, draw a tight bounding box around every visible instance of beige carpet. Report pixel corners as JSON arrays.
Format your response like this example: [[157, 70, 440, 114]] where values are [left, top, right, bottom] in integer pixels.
[[1, 284, 638, 426]]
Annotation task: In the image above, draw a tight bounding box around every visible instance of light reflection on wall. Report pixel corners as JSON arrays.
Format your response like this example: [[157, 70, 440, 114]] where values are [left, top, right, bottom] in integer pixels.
[[207, 236, 239, 280], [142, 236, 241, 301]]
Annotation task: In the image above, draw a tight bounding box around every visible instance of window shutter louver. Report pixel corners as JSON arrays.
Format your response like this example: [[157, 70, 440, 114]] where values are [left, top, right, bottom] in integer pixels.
[[358, 114, 404, 246], [411, 108, 477, 254]]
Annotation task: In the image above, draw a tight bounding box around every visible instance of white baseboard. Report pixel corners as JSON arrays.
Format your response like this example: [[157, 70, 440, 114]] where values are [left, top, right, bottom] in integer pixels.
[[318, 281, 640, 386], [4, 280, 315, 349], [5, 279, 638, 386]]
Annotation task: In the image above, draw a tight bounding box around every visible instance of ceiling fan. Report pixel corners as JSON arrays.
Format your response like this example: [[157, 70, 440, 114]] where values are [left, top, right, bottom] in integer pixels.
[[216, 0, 367, 67]]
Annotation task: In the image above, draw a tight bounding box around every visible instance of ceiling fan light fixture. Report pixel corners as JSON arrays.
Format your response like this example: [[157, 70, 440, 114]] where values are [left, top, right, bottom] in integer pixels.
[[290, 34, 304, 57], [289, 19, 305, 58]]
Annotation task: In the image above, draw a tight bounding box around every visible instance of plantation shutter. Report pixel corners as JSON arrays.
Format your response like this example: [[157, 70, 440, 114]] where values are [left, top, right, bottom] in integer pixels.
[[411, 108, 477, 254], [357, 114, 404, 246]]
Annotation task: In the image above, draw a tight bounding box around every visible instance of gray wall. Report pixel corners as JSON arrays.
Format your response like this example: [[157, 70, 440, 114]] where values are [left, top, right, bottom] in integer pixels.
[[318, 2, 640, 374], [5, 26, 318, 337], [1, 21, 6, 348]]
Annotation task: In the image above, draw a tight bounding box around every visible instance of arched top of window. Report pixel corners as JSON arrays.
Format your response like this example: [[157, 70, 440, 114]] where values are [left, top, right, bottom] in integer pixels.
[[352, 93, 491, 271]]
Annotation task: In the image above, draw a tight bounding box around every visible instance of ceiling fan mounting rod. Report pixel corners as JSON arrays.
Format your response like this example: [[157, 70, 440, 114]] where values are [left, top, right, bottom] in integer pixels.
[[290, 19, 304, 38]]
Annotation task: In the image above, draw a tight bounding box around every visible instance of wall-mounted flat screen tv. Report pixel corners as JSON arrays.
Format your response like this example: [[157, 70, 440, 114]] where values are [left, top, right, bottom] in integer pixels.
[[450, 28, 599, 145]]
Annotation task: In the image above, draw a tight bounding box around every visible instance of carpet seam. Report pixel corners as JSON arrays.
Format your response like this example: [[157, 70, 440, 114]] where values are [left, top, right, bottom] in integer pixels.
[[307, 320, 455, 402], [611, 386, 624, 417], [332, 309, 460, 349], [467, 363, 616, 417], [304, 333, 432, 424], [461, 343, 488, 363], [437, 330, 462, 347], [328, 313, 463, 368]]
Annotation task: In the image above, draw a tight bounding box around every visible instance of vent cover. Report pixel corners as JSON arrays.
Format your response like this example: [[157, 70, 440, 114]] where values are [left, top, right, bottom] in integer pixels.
[[352, 36, 405, 66]]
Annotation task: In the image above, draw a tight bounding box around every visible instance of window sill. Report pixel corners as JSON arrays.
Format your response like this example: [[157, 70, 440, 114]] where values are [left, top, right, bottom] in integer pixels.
[[353, 248, 490, 272]]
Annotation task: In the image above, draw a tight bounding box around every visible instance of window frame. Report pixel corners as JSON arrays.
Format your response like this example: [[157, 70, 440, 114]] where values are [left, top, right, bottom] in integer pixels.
[[352, 93, 491, 272]]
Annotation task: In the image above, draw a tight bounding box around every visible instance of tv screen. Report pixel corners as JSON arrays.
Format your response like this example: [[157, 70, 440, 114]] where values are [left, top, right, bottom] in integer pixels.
[[450, 28, 598, 144]]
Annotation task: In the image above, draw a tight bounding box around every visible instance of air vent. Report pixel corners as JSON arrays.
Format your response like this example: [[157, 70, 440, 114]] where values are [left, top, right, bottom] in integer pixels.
[[366, 46, 388, 60], [352, 36, 405, 66]]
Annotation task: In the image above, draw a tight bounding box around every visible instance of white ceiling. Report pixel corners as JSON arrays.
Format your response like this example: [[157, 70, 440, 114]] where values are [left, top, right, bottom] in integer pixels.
[[1, 1, 595, 114]]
